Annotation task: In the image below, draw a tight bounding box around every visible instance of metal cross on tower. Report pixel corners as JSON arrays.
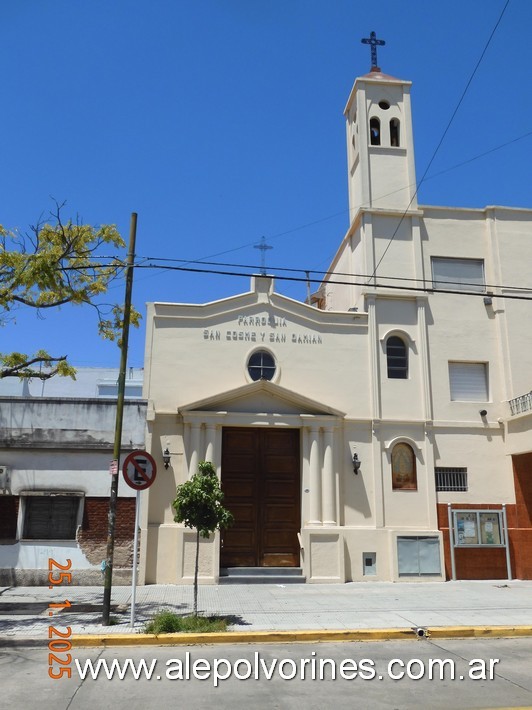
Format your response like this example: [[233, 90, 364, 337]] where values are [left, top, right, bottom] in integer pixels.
[[254, 236, 273, 276], [361, 31, 385, 69]]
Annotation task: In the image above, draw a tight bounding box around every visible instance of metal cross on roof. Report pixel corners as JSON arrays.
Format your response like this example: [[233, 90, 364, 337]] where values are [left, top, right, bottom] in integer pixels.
[[254, 236, 273, 276], [361, 31, 385, 69]]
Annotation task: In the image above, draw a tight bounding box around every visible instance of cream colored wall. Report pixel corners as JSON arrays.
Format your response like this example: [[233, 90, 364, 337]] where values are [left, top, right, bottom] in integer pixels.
[[371, 215, 417, 283], [378, 423, 436, 529], [487, 209, 532, 400], [323, 242, 353, 312], [144, 282, 370, 421], [434, 428, 513, 503], [368, 149, 410, 211], [377, 297, 424, 421], [506, 414, 532, 456], [421, 210, 504, 425]]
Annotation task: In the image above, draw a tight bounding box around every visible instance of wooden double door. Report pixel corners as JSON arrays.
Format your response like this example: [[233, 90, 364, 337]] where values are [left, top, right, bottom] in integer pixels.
[[220, 428, 301, 568]]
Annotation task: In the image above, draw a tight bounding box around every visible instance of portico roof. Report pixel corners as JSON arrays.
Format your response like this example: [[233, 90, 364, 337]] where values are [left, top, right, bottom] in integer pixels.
[[178, 379, 345, 418]]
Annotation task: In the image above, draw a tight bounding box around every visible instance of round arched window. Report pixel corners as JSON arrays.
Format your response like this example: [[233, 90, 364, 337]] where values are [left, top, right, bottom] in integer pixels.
[[247, 350, 276, 381]]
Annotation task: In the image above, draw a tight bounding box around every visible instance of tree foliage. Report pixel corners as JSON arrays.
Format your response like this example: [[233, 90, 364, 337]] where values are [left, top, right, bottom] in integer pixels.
[[172, 461, 233, 614], [172, 461, 233, 538], [0, 201, 141, 379]]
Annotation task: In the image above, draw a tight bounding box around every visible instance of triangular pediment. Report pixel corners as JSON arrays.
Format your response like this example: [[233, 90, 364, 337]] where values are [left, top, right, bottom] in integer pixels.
[[179, 380, 345, 417]]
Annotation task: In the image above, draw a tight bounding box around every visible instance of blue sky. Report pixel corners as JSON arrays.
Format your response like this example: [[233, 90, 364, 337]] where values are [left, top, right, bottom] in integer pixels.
[[1, 0, 531, 369]]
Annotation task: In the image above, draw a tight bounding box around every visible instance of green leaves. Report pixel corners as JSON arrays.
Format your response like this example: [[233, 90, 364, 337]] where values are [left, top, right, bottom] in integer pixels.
[[0, 351, 76, 380], [0, 202, 141, 379], [172, 461, 234, 539], [0, 215, 124, 312]]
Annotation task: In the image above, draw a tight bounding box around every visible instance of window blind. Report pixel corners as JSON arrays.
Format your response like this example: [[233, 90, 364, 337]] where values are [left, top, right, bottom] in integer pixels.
[[432, 257, 485, 292], [449, 362, 488, 401]]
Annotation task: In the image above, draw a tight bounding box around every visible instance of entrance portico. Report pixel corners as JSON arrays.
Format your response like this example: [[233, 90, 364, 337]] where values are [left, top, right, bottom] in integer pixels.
[[140, 380, 346, 585]]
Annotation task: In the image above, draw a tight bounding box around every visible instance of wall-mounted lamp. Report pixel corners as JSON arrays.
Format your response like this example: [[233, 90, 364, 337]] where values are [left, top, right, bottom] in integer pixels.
[[483, 293, 493, 307], [163, 448, 171, 469], [479, 409, 488, 418], [352, 452, 361, 474]]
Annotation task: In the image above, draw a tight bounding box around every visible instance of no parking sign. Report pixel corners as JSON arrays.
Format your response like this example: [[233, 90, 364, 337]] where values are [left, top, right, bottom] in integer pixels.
[[122, 450, 157, 490]]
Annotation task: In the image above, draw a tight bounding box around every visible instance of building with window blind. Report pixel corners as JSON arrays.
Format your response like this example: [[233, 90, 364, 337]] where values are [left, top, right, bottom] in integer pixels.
[[138, 58, 532, 585]]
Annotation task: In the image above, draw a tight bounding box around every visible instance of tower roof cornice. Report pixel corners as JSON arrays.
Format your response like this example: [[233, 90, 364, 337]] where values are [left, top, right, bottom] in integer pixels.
[[344, 71, 412, 115], [360, 68, 410, 83]]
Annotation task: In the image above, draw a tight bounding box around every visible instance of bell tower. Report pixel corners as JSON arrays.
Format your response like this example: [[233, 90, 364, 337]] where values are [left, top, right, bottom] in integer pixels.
[[345, 33, 418, 220]]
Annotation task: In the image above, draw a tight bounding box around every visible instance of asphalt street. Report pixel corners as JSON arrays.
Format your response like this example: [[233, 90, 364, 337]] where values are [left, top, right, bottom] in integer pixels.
[[2, 638, 532, 709]]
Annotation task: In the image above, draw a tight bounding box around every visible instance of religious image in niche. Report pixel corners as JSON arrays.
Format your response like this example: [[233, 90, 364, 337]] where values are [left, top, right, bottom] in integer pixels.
[[391, 443, 417, 490]]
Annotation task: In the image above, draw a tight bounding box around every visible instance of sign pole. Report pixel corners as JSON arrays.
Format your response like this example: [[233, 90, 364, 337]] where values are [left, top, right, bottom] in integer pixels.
[[448, 503, 456, 581], [130, 488, 141, 628], [120, 449, 157, 628], [502, 504, 513, 581]]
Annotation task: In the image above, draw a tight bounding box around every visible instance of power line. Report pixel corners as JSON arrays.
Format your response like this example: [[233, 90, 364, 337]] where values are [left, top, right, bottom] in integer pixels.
[[66, 256, 532, 296], [133, 262, 532, 301], [134, 256, 532, 294]]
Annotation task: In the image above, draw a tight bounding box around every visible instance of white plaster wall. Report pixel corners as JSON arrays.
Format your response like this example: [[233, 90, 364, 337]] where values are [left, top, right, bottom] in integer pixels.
[[0, 541, 97, 570], [3, 450, 135, 497], [0, 398, 147, 498]]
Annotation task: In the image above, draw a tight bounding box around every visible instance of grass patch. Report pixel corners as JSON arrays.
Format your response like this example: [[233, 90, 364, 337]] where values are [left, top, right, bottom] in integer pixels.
[[144, 610, 228, 634]]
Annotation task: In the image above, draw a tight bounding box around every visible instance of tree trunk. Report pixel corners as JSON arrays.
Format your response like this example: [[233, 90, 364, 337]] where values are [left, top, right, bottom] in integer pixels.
[[193, 529, 200, 616]]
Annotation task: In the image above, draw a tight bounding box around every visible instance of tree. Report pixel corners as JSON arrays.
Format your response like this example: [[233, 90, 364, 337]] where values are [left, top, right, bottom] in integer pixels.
[[0, 201, 141, 379], [172, 461, 233, 615]]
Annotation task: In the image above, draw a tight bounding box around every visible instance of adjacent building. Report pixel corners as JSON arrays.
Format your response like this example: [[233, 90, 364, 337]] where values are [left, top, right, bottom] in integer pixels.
[[0, 368, 146, 584]]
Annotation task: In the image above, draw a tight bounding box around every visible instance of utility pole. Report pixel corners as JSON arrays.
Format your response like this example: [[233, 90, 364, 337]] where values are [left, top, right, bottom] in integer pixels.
[[102, 212, 137, 626]]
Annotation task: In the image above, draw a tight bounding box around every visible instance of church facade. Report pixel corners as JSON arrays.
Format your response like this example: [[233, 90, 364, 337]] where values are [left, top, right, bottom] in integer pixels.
[[139, 60, 532, 585]]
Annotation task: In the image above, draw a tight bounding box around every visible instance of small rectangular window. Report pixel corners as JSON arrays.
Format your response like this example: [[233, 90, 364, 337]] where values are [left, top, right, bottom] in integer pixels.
[[431, 257, 485, 292], [22, 495, 80, 540], [435, 467, 468, 491], [449, 362, 488, 401]]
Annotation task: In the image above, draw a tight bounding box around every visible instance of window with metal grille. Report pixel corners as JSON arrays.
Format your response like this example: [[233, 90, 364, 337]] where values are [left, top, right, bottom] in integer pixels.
[[22, 495, 80, 540], [435, 467, 468, 492]]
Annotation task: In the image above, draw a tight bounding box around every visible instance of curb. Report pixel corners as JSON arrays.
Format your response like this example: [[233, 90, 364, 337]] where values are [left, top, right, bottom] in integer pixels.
[[69, 625, 532, 648]]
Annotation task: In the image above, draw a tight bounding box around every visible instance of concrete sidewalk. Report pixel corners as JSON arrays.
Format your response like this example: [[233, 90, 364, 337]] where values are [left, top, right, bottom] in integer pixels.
[[2, 580, 532, 646]]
